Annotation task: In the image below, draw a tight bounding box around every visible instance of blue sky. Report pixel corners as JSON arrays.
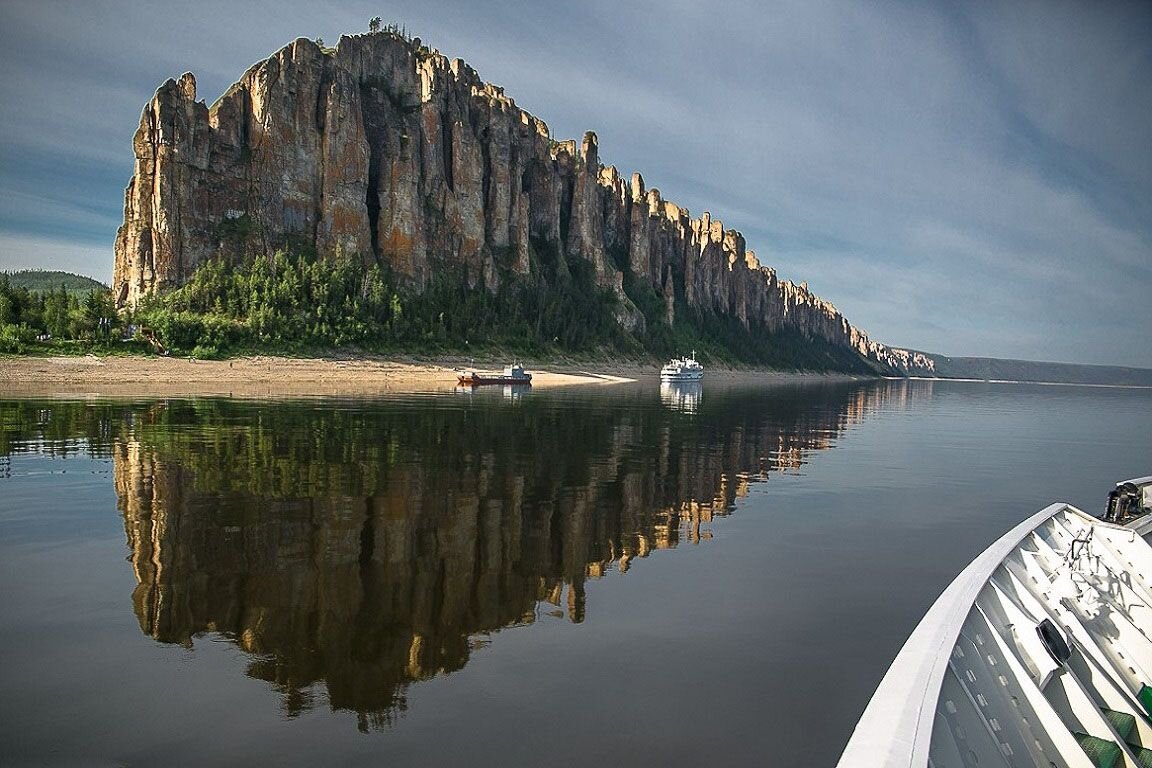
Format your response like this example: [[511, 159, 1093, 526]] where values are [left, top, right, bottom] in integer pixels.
[[1, 0, 1149, 366]]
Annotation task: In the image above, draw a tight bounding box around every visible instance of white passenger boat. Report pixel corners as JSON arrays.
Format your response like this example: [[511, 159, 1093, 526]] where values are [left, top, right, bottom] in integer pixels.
[[660, 352, 704, 382], [839, 476, 1152, 768]]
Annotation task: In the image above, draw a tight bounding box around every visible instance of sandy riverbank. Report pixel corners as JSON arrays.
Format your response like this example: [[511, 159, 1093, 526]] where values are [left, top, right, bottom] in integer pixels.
[[0, 354, 877, 399], [0, 354, 642, 398]]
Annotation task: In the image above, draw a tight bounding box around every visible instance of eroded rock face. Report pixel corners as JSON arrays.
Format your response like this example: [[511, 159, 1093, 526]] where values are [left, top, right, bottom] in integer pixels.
[[113, 31, 920, 370]]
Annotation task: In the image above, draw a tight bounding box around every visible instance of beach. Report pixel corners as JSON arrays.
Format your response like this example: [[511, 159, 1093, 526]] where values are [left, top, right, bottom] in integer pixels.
[[0, 354, 644, 397]]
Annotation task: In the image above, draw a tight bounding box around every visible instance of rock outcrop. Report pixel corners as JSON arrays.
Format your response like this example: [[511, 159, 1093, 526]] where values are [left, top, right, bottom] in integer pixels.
[[114, 31, 914, 370]]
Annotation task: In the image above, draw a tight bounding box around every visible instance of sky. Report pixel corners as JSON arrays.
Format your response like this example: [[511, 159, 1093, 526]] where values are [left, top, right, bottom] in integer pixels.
[[1, 0, 1149, 366]]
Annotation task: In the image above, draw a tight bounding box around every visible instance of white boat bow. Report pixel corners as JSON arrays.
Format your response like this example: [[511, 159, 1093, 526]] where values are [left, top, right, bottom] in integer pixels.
[[839, 476, 1152, 768]]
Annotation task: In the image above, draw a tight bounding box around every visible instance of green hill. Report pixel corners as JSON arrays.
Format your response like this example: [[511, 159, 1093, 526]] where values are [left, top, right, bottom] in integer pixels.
[[2, 270, 108, 296], [928, 354, 1152, 387], [898, 347, 1152, 387]]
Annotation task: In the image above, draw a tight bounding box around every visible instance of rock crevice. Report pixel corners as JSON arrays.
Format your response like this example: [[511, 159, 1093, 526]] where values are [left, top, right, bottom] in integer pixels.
[[114, 31, 922, 371]]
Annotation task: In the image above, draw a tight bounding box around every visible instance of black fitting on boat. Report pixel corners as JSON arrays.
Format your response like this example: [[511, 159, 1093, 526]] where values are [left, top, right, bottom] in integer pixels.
[[1106, 483, 1141, 523], [1037, 619, 1072, 665]]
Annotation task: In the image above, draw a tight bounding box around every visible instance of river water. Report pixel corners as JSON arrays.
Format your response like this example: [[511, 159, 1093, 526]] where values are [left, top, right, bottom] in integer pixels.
[[1, 379, 1149, 766]]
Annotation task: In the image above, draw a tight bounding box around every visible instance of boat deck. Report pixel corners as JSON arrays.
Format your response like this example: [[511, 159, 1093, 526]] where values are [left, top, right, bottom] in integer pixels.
[[839, 475, 1152, 768]]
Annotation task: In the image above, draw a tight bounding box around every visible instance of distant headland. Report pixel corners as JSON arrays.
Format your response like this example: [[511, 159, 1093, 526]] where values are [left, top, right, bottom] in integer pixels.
[[108, 26, 926, 375]]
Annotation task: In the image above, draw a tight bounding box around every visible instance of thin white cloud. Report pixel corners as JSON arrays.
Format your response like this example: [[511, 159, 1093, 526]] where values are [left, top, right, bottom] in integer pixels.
[[965, 0, 1152, 190], [0, 188, 123, 235]]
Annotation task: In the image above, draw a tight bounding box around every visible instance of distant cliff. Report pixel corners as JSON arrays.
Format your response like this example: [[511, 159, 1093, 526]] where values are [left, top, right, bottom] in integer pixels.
[[114, 30, 915, 372]]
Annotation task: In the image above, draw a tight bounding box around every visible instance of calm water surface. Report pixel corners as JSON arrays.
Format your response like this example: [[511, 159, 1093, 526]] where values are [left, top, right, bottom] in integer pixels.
[[0, 379, 1149, 766]]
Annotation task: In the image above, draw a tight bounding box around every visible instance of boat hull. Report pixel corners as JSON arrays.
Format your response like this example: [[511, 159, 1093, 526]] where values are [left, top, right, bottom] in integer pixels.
[[457, 374, 532, 386], [838, 477, 1152, 768]]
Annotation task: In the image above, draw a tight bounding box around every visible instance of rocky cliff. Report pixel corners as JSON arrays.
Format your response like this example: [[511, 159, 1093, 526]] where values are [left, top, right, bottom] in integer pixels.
[[114, 30, 918, 372]]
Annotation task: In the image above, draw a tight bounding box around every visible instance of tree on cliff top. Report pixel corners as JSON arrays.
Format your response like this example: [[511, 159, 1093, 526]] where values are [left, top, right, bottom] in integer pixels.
[[369, 17, 381, 33]]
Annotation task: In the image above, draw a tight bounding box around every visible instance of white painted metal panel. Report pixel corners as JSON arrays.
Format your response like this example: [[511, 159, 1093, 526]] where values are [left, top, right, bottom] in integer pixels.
[[838, 496, 1152, 768]]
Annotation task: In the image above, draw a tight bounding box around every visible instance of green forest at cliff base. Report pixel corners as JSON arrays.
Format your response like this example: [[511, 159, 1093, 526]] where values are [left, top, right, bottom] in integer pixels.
[[1, 247, 880, 374]]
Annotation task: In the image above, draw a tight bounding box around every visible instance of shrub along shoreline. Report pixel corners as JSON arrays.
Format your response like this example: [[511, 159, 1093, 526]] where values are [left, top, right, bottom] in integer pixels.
[[2, 249, 881, 374]]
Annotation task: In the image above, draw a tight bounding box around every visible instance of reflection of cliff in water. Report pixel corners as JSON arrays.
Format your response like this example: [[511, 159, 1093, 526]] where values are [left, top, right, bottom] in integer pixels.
[[106, 383, 913, 728]]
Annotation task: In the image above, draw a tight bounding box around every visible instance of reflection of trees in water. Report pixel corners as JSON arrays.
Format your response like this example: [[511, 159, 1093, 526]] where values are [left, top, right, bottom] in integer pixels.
[[1, 382, 926, 727]]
